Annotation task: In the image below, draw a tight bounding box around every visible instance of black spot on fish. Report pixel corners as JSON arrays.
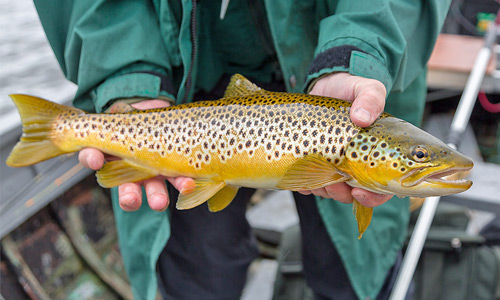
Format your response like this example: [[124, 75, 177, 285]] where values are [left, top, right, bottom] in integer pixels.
[[351, 152, 358, 159], [340, 146, 345, 156]]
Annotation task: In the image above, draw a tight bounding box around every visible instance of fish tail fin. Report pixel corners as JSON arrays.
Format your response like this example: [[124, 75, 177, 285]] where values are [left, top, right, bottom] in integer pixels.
[[6, 94, 83, 167]]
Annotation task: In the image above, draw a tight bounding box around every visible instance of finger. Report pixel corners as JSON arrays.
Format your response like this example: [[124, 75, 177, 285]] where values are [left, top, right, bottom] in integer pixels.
[[167, 176, 196, 195], [78, 148, 105, 170], [322, 183, 354, 203], [307, 183, 353, 204], [118, 182, 143, 211], [351, 188, 392, 208], [350, 79, 386, 127], [309, 187, 330, 199], [131, 99, 171, 110], [144, 177, 170, 211]]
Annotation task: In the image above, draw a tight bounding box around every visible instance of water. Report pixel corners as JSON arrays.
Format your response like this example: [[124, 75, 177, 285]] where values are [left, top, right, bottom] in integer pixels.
[[0, 0, 77, 118]]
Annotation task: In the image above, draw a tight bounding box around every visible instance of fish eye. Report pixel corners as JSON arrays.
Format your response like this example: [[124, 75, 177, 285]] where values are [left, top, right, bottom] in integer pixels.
[[411, 146, 429, 162]]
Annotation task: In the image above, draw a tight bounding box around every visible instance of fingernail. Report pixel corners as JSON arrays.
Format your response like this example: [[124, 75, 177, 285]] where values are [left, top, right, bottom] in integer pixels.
[[354, 108, 371, 124], [353, 193, 366, 203], [150, 194, 167, 211], [121, 194, 137, 211], [88, 154, 100, 170], [180, 180, 196, 195]]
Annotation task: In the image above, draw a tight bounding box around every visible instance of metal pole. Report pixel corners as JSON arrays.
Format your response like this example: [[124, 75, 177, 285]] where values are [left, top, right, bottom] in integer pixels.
[[389, 196, 441, 300], [389, 15, 499, 300]]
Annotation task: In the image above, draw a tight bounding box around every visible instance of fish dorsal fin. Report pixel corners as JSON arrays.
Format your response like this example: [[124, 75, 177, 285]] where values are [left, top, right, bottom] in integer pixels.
[[96, 160, 157, 188], [276, 154, 351, 191], [353, 199, 373, 239], [207, 185, 240, 212], [176, 178, 226, 210], [223, 74, 263, 98]]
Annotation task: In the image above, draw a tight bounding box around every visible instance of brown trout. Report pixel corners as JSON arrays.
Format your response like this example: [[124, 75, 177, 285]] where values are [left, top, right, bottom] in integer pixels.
[[6, 74, 473, 237]]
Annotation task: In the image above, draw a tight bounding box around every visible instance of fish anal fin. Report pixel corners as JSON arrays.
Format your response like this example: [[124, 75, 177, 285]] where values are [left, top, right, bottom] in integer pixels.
[[276, 154, 350, 191], [223, 74, 263, 98], [353, 199, 373, 239], [96, 160, 157, 188], [176, 178, 226, 210], [207, 185, 239, 212]]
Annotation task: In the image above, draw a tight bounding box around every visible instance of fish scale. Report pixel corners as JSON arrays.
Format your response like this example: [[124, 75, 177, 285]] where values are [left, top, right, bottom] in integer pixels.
[[52, 93, 361, 189], [5, 74, 473, 237]]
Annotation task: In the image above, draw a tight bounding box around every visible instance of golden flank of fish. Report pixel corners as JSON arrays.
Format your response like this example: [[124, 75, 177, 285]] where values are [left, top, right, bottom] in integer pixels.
[[6, 74, 473, 237]]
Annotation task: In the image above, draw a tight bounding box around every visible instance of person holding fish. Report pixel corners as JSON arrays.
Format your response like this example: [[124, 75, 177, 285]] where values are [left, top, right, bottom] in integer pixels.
[[27, 1, 454, 299]]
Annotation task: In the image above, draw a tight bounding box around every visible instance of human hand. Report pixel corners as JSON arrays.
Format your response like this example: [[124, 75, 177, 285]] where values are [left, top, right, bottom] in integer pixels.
[[302, 72, 392, 207], [79, 100, 195, 212]]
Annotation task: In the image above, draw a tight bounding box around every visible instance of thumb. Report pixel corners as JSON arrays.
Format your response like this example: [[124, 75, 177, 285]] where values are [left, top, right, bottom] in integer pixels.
[[350, 79, 386, 127]]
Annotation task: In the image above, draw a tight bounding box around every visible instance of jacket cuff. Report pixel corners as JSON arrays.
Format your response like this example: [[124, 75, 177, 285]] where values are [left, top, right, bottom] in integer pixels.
[[91, 65, 176, 113], [305, 45, 392, 94]]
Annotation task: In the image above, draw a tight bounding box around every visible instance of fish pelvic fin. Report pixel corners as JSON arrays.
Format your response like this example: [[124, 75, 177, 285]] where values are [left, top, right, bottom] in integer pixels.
[[6, 94, 83, 167], [207, 185, 240, 212], [176, 178, 227, 210], [353, 199, 373, 239], [223, 74, 263, 98], [276, 154, 351, 191], [96, 160, 157, 188]]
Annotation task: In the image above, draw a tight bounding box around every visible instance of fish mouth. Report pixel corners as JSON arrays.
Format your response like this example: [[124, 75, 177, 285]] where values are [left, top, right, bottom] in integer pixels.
[[401, 165, 473, 189], [423, 166, 473, 188]]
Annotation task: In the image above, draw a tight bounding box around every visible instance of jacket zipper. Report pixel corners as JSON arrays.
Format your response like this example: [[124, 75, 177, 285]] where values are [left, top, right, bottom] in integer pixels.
[[183, 0, 197, 103]]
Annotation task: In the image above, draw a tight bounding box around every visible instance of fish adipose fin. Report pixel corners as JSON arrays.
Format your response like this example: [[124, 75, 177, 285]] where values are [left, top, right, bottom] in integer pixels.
[[277, 154, 351, 191], [353, 199, 373, 239], [96, 160, 157, 188], [177, 178, 227, 210], [207, 185, 240, 212], [6, 94, 83, 167], [223, 74, 263, 98]]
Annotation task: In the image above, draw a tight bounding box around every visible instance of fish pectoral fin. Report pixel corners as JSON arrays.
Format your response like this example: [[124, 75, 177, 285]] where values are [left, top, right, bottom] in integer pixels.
[[223, 74, 263, 98], [207, 185, 240, 212], [96, 160, 157, 188], [176, 178, 226, 210], [276, 154, 350, 191], [353, 199, 373, 239]]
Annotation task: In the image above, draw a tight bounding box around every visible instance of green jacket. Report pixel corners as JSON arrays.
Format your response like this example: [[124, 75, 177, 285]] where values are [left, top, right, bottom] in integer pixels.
[[35, 1, 450, 299]]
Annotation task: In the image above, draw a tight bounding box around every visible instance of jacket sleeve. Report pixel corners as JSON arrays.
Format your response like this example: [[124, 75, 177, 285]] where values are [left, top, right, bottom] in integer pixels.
[[33, 1, 178, 112], [306, 0, 451, 93]]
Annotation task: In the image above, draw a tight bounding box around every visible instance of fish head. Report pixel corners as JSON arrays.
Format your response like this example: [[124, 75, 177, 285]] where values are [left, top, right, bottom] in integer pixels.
[[344, 117, 473, 197]]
